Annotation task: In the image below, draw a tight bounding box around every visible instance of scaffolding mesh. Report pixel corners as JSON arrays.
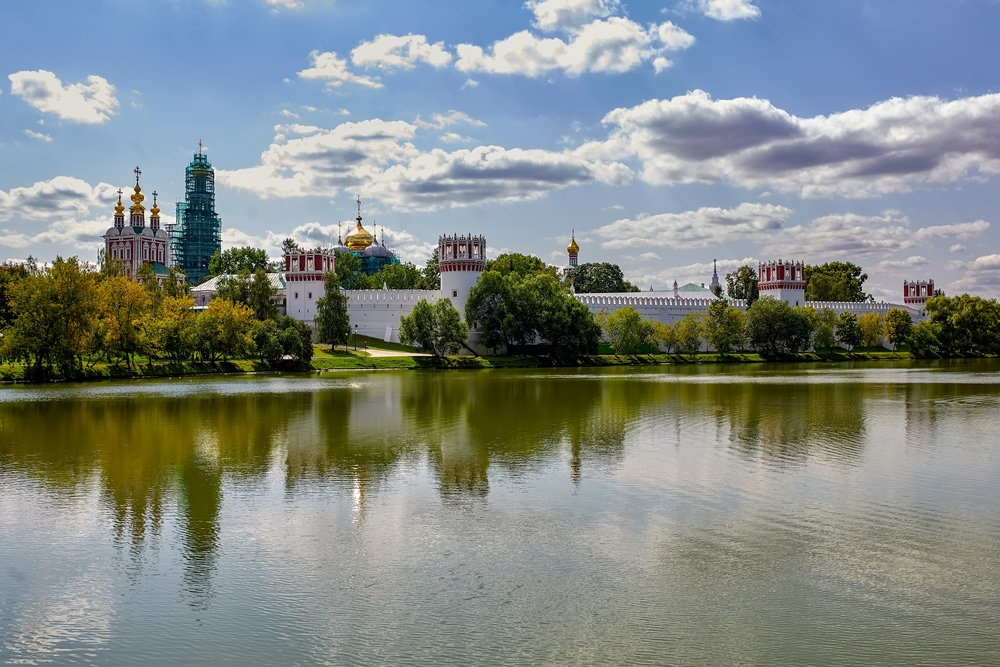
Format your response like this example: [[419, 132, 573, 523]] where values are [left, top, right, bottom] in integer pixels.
[[172, 152, 221, 285]]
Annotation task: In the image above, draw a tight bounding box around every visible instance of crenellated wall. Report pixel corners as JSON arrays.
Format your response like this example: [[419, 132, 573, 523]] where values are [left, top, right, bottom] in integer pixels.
[[344, 289, 442, 342]]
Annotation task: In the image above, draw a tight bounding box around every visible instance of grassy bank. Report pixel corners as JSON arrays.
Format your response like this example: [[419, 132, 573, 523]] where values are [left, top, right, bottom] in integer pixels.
[[0, 346, 953, 384]]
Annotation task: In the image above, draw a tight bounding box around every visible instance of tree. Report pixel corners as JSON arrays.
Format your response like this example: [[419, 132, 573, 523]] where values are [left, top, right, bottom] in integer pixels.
[[315, 273, 351, 346], [907, 321, 940, 358], [207, 247, 270, 277], [923, 294, 1000, 355], [675, 313, 703, 354], [857, 312, 884, 349], [399, 298, 468, 356], [369, 262, 423, 289], [484, 253, 555, 278], [163, 266, 189, 298], [193, 299, 253, 361], [216, 269, 278, 320], [836, 312, 860, 351], [277, 315, 313, 362], [282, 238, 301, 255], [725, 265, 759, 305], [805, 262, 870, 302], [421, 249, 440, 290], [333, 250, 369, 289], [745, 297, 814, 355], [600, 307, 656, 354], [565, 262, 639, 293], [251, 320, 283, 366], [655, 321, 679, 353], [884, 308, 913, 351], [701, 300, 744, 353], [96, 276, 153, 369], [148, 295, 196, 361], [0, 262, 30, 330]]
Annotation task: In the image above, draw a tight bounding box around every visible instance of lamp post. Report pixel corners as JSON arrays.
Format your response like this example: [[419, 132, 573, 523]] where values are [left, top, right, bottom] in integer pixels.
[[354, 324, 358, 351]]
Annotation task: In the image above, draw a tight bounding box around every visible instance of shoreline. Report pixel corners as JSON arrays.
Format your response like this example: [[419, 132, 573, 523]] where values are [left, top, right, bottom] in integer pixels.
[[1, 349, 982, 385]]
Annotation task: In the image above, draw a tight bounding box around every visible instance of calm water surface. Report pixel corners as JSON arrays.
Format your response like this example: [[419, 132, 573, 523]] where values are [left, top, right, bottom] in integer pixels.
[[1, 360, 999, 665]]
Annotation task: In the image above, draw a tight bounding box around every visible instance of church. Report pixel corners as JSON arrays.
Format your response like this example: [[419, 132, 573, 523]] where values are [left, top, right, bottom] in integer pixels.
[[102, 167, 171, 282]]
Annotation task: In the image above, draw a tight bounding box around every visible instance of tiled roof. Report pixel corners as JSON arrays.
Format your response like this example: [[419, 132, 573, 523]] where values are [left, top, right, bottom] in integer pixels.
[[192, 272, 286, 292]]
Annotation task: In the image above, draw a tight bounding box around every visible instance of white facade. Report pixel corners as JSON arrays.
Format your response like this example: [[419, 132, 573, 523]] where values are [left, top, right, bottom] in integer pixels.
[[285, 248, 335, 321], [758, 259, 806, 307], [102, 176, 171, 281], [344, 289, 442, 341], [439, 233, 486, 322]]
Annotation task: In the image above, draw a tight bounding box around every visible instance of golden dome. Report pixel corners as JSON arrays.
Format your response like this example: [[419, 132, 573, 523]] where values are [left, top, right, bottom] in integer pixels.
[[114, 189, 125, 216], [345, 217, 374, 251], [150, 191, 160, 217], [130, 182, 145, 214], [567, 233, 579, 253]]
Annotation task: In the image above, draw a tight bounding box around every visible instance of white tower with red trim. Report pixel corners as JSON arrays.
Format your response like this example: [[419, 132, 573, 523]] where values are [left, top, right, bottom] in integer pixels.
[[439, 233, 486, 321], [285, 247, 336, 321], [903, 279, 934, 306], [758, 259, 806, 306]]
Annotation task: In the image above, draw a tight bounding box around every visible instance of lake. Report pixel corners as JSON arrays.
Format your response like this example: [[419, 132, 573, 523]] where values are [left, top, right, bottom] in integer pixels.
[[2, 360, 999, 664]]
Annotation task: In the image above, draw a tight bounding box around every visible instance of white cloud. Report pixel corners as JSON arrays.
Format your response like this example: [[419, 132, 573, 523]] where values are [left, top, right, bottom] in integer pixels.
[[414, 109, 486, 129], [297, 50, 383, 89], [24, 129, 52, 142], [440, 132, 471, 143], [949, 253, 1000, 296], [335, 108, 350, 115], [267, 0, 304, 9], [461, 78, 480, 89], [351, 34, 452, 71], [527, 0, 619, 31], [950, 244, 967, 253], [9, 70, 119, 124], [596, 202, 791, 249], [602, 90, 1000, 198], [0, 176, 117, 222], [689, 0, 760, 21], [218, 118, 631, 210], [280, 109, 300, 119], [876, 255, 928, 271], [225, 221, 436, 264], [629, 256, 759, 291], [455, 17, 693, 77], [914, 220, 990, 240], [767, 211, 915, 258]]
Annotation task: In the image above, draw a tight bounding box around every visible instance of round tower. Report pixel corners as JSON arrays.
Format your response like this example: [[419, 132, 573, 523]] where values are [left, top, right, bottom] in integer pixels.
[[758, 259, 806, 306], [439, 233, 486, 321], [903, 279, 934, 305]]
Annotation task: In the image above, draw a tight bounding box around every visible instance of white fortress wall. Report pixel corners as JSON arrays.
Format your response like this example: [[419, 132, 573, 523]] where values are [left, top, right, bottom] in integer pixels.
[[345, 289, 442, 342]]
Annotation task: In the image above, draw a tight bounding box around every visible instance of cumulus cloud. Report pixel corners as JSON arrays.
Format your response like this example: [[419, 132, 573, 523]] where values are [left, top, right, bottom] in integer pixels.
[[455, 17, 694, 76], [297, 50, 383, 89], [24, 129, 52, 142], [629, 256, 759, 292], [602, 90, 1000, 198], [414, 109, 486, 130], [0, 176, 118, 221], [9, 70, 119, 124], [766, 211, 915, 258], [527, 0, 619, 31], [351, 34, 452, 70], [914, 219, 990, 240], [949, 253, 1000, 296], [950, 244, 967, 253], [217, 118, 631, 210], [596, 202, 791, 249], [876, 255, 929, 271], [225, 221, 436, 264], [690, 0, 760, 21], [267, 0, 304, 9]]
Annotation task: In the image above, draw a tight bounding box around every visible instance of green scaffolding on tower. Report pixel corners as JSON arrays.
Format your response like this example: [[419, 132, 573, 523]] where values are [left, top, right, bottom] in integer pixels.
[[171, 148, 221, 285]]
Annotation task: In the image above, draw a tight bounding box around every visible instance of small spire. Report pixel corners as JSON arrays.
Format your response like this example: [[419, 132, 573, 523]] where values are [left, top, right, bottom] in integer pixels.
[[114, 189, 124, 216], [337, 222, 343, 244], [356, 194, 362, 223], [198, 138, 203, 155], [134, 165, 141, 184], [150, 190, 160, 217]]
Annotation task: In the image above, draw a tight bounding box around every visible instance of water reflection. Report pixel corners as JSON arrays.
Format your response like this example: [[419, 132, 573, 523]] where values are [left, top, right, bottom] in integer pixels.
[[0, 362, 997, 607]]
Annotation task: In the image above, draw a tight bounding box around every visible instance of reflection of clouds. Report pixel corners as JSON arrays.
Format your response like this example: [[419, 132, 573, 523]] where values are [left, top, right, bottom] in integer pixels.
[[2, 570, 113, 662]]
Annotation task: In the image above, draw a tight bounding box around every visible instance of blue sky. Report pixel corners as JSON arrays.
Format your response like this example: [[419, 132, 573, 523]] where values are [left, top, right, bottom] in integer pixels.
[[2, 0, 999, 299]]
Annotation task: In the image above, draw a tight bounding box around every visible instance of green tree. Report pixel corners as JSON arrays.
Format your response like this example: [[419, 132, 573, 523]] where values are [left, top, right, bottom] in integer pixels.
[[369, 262, 423, 289], [163, 266, 189, 298], [251, 320, 283, 366], [96, 276, 153, 369], [923, 294, 1000, 355], [805, 262, 870, 302], [315, 273, 351, 346], [193, 299, 254, 361], [147, 295, 196, 362], [836, 312, 860, 351], [216, 269, 278, 320], [654, 320, 679, 353], [421, 249, 440, 290], [884, 308, 913, 351], [207, 247, 270, 277], [907, 320, 940, 358], [701, 300, 745, 353], [675, 313, 703, 354], [0, 263, 30, 330], [281, 238, 301, 255], [599, 307, 656, 354], [725, 265, 759, 305], [432, 299, 468, 356], [277, 315, 313, 362], [565, 262, 639, 293], [857, 311, 884, 349], [333, 250, 370, 289], [484, 253, 555, 278], [745, 297, 814, 355], [399, 299, 437, 353]]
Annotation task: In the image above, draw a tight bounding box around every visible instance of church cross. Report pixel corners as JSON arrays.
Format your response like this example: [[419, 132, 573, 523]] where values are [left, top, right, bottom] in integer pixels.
[[198, 138, 203, 155], [134, 166, 141, 183]]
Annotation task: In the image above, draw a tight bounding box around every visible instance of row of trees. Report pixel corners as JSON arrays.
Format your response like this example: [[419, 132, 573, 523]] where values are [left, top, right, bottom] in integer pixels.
[[0, 257, 313, 379], [597, 298, 919, 355], [908, 295, 1000, 356], [723, 261, 877, 304]]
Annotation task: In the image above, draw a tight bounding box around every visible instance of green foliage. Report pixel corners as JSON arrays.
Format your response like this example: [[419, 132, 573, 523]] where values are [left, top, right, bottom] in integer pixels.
[[333, 250, 369, 289], [282, 238, 301, 255], [857, 311, 885, 349], [0, 263, 30, 330], [599, 307, 655, 353], [906, 321, 940, 358], [193, 299, 254, 361], [805, 262, 870, 302], [921, 294, 1000, 355], [208, 247, 270, 278], [484, 253, 555, 278], [836, 312, 860, 351], [565, 262, 639, 293], [725, 265, 759, 305], [654, 321, 678, 353], [216, 269, 278, 320], [422, 249, 440, 289], [745, 297, 815, 354], [315, 274, 351, 346], [675, 313, 703, 354], [701, 300, 745, 353], [399, 298, 468, 356], [465, 270, 599, 357], [369, 262, 424, 289], [883, 308, 913, 351]]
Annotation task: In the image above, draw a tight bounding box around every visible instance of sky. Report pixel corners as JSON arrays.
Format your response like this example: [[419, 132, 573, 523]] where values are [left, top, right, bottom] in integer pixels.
[[1, 0, 999, 300]]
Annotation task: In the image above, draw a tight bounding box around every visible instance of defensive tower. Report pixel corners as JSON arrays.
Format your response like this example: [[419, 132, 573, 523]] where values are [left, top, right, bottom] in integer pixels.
[[758, 259, 806, 306], [439, 233, 486, 321], [903, 279, 934, 306]]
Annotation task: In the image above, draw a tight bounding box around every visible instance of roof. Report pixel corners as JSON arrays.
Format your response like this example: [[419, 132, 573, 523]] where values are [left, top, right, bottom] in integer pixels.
[[677, 282, 715, 294], [192, 272, 286, 292], [149, 262, 170, 275]]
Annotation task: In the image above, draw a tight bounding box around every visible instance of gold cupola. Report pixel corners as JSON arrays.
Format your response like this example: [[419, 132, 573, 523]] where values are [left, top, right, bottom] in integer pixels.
[[567, 233, 579, 254], [114, 189, 125, 217], [344, 196, 374, 251]]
